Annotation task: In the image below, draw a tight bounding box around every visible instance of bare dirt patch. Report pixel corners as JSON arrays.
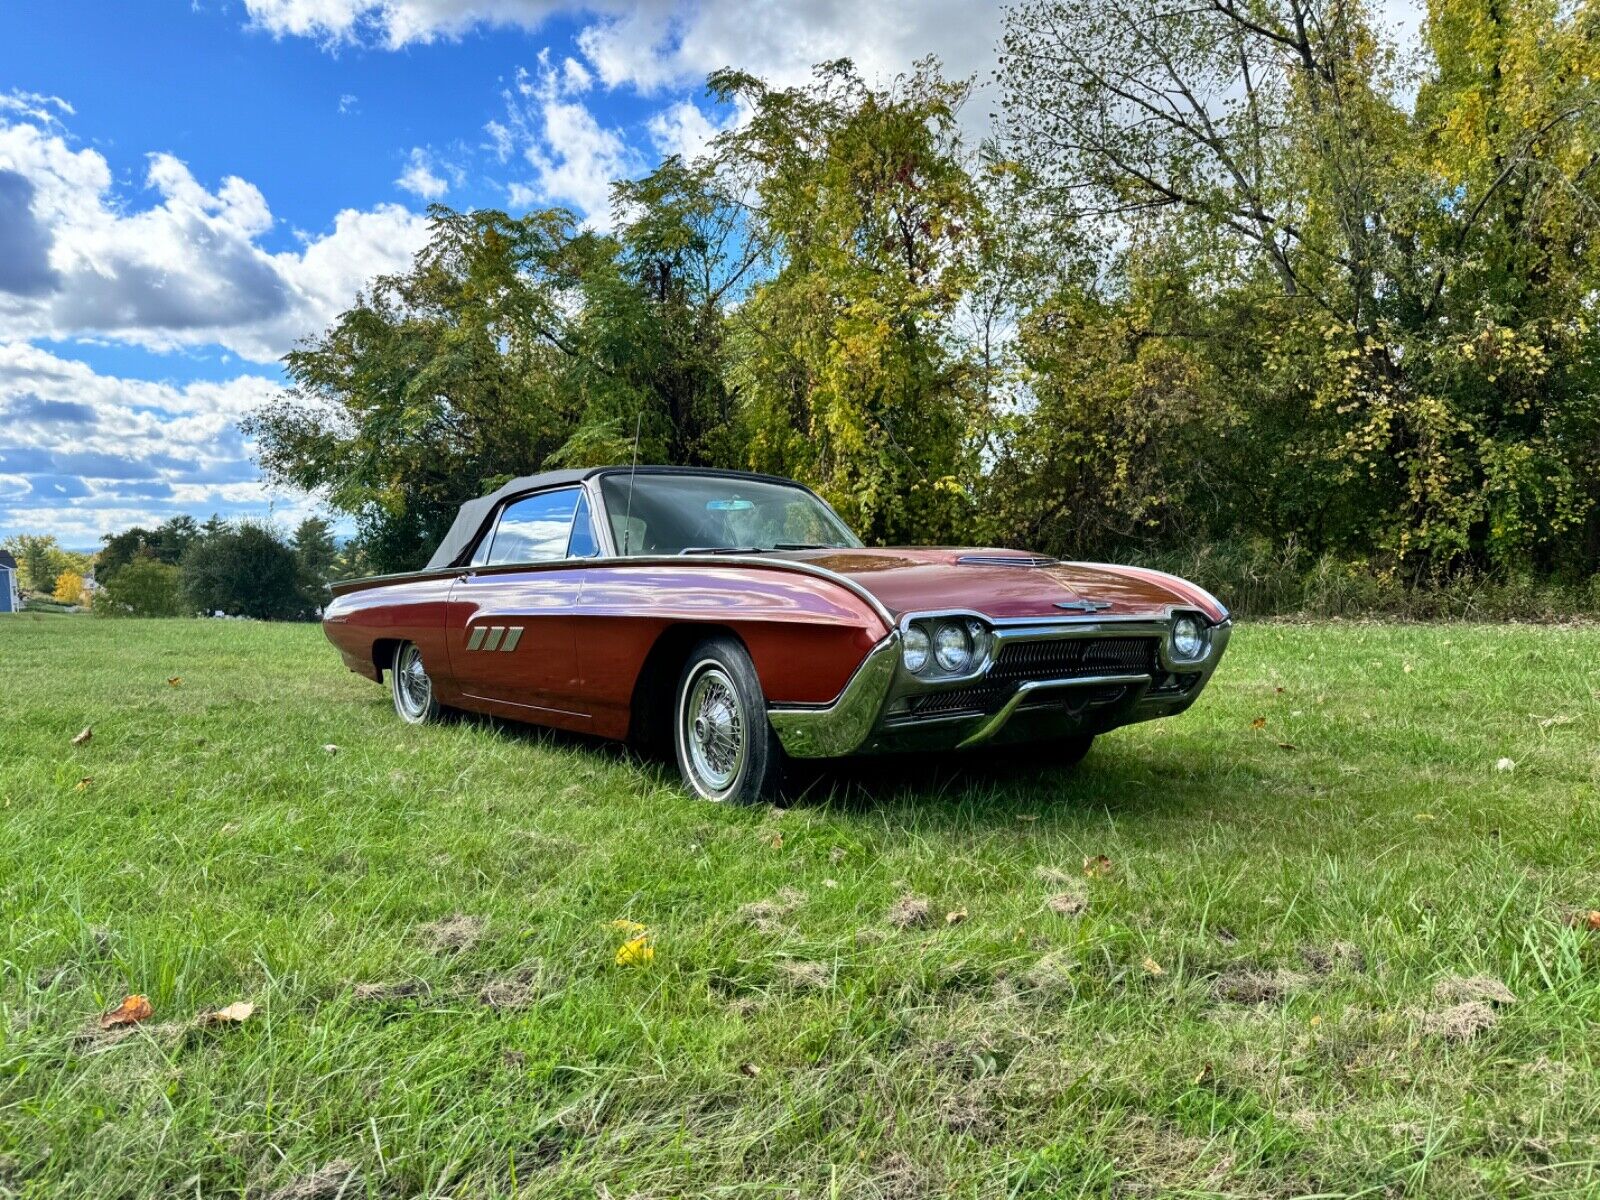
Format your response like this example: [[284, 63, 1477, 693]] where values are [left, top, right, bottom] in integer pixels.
[[1433, 974, 1516, 1006], [477, 961, 556, 1010], [737, 887, 806, 934], [418, 913, 484, 954], [1046, 891, 1087, 916], [265, 1160, 358, 1200], [888, 894, 932, 930], [1423, 1000, 1498, 1042], [777, 960, 832, 991], [1212, 967, 1310, 1005], [351, 980, 430, 1002]]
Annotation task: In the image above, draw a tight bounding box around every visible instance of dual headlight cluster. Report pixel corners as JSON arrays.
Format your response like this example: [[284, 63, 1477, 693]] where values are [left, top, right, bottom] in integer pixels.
[[902, 617, 992, 677]]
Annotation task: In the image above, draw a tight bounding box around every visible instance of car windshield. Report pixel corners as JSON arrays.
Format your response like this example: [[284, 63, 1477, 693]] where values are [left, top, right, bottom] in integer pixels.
[[598, 473, 862, 556]]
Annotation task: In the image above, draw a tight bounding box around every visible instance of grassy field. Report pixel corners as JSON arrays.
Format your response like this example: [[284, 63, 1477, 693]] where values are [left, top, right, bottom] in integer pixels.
[[1, 614, 1598, 1199]]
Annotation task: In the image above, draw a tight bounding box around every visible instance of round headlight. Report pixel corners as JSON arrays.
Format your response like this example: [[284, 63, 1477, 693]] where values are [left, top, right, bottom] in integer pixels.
[[933, 621, 973, 673], [902, 624, 931, 674], [1171, 615, 1207, 661]]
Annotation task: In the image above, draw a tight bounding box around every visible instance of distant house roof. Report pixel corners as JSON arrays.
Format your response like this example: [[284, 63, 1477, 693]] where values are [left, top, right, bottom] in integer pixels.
[[0, 549, 15, 570]]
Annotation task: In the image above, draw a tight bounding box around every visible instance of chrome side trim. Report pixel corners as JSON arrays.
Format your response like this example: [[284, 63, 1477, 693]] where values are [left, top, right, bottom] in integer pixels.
[[501, 626, 524, 652], [466, 626, 487, 651], [767, 632, 901, 758], [482, 626, 505, 652], [956, 673, 1152, 749]]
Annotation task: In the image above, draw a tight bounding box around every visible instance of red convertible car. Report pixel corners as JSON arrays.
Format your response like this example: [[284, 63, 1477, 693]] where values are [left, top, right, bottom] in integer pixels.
[[323, 467, 1231, 802]]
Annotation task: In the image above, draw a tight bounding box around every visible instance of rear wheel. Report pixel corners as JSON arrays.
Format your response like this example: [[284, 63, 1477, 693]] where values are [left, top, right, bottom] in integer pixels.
[[673, 637, 784, 804], [390, 641, 443, 724]]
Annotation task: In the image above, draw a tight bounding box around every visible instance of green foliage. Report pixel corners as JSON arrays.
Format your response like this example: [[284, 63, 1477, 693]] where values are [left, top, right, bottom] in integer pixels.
[[182, 522, 317, 621], [98, 516, 200, 580], [995, 0, 1600, 577], [2, 534, 91, 592], [97, 558, 187, 617]]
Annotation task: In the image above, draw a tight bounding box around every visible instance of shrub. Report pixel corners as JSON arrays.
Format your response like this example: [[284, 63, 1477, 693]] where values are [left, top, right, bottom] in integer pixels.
[[97, 559, 187, 617], [182, 523, 316, 621]]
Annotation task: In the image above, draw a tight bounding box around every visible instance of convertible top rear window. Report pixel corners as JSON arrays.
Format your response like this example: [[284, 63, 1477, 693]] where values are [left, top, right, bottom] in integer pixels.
[[598, 473, 861, 556]]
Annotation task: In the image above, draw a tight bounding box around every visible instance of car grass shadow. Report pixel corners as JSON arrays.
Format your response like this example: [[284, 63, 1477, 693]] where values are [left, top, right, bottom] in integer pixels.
[[447, 706, 1242, 825]]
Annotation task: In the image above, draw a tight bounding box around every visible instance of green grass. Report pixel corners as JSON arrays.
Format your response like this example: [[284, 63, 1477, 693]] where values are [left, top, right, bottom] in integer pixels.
[[2, 615, 1598, 1199]]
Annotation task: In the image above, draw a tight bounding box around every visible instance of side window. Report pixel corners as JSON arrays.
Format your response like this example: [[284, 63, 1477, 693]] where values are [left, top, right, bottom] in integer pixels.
[[480, 488, 581, 566], [567, 492, 600, 559]]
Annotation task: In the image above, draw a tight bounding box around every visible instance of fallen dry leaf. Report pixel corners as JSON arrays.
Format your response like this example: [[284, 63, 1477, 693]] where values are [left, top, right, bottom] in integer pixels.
[[75, 777, 93, 791], [199, 1001, 255, 1025], [322, 744, 340, 755], [1083, 854, 1112, 878], [1250, 716, 1267, 730], [1015, 814, 1039, 823], [167, 676, 182, 687], [739, 1061, 761, 1077], [769, 833, 784, 849], [1496, 757, 1516, 772], [1141, 956, 1165, 976], [615, 934, 654, 967], [71, 726, 92, 746], [1581, 910, 1600, 931], [945, 908, 968, 926], [99, 994, 153, 1029], [1277, 742, 1297, 751]]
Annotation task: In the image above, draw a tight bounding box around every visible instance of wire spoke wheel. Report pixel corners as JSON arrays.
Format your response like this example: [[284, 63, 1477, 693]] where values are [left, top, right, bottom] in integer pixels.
[[680, 663, 747, 798], [393, 643, 435, 722]]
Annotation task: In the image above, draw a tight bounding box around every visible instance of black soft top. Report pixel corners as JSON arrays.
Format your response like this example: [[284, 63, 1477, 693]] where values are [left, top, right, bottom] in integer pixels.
[[424, 466, 805, 570]]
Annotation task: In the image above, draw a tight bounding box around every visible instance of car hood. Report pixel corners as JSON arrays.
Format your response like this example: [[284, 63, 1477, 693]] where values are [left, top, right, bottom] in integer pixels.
[[781, 547, 1226, 623]]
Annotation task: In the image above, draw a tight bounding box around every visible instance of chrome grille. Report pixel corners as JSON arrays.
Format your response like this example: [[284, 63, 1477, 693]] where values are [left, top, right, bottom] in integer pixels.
[[990, 636, 1159, 683]]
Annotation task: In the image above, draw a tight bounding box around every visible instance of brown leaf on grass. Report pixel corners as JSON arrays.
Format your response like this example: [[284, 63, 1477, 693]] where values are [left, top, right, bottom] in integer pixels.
[[739, 1061, 761, 1077], [1082, 854, 1112, 878], [71, 726, 92, 746], [887, 894, 931, 930], [1433, 975, 1516, 1006], [166, 676, 182, 687], [1046, 891, 1086, 917], [1566, 909, 1600, 931], [1250, 716, 1266, 730], [1277, 742, 1297, 751], [1141, 956, 1165, 976], [99, 994, 152, 1029], [198, 1001, 255, 1025], [267, 1160, 358, 1200], [769, 833, 784, 849], [1423, 1001, 1498, 1042], [74, 777, 93, 792], [945, 908, 968, 926]]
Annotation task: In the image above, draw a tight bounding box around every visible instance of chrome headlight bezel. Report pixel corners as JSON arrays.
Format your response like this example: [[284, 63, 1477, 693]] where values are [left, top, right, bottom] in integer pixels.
[[900, 614, 994, 681], [1168, 613, 1209, 663]]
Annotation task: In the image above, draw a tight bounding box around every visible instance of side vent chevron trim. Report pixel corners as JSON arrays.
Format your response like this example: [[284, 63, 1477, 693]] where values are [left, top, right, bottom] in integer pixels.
[[482, 626, 506, 652], [501, 626, 524, 652], [466, 627, 487, 651]]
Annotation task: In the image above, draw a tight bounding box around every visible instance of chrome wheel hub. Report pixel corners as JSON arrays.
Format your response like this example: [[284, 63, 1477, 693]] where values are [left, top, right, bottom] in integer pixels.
[[682, 664, 745, 796], [396, 645, 432, 718]]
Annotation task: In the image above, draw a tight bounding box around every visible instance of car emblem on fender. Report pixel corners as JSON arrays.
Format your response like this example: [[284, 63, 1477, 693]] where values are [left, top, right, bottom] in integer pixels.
[[1055, 599, 1113, 612]]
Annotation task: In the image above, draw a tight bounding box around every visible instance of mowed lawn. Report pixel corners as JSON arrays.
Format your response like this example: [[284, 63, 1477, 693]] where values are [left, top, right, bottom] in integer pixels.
[[2, 616, 1598, 1199]]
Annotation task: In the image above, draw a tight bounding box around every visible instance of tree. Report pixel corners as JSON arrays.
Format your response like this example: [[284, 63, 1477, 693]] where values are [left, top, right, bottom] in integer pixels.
[[245, 208, 591, 573], [53, 570, 87, 606], [182, 522, 316, 620], [713, 59, 988, 544], [99, 516, 202, 580], [996, 0, 1600, 574], [3, 534, 72, 592], [98, 559, 186, 617]]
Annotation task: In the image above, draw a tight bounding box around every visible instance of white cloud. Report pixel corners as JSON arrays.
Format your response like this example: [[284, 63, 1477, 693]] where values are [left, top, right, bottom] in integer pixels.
[[0, 341, 324, 543], [395, 146, 453, 199], [646, 99, 741, 163], [498, 52, 642, 227], [0, 107, 431, 363]]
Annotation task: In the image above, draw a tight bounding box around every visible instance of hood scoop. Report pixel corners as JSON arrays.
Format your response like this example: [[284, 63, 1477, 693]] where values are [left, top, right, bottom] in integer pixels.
[[956, 554, 1061, 568]]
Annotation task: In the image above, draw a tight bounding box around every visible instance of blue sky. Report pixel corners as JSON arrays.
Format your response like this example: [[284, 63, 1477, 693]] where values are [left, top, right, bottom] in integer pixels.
[[1, 0, 997, 548]]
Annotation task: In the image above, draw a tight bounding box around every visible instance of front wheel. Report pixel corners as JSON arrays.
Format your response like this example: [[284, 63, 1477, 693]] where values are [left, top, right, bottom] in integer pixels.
[[391, 641, 444, 724], [673, 637, 785, 804]]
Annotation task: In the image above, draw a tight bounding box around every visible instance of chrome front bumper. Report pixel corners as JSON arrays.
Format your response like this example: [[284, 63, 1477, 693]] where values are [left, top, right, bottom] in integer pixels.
[[768, 617, 1232, 759]]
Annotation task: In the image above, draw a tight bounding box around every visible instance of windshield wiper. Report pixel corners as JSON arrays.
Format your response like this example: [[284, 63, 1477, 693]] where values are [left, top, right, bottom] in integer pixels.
[[679, 543, 837, 555], [772, 542, 831, 550]]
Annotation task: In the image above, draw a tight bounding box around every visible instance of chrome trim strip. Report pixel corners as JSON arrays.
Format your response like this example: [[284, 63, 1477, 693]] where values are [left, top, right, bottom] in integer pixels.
[[767, 632, 901, 758], [466, 627, 487, 651], [501, 626, 524, 652], [956, 673, 1153, 749], [482, 626, 505, 652]]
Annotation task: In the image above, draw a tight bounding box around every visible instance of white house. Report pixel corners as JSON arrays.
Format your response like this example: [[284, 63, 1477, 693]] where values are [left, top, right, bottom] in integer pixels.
[[0, 550, 18, 613]]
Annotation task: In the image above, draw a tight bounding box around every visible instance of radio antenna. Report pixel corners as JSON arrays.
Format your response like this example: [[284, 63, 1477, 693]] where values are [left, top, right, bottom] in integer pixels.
[[622, 409, 642, 556]]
